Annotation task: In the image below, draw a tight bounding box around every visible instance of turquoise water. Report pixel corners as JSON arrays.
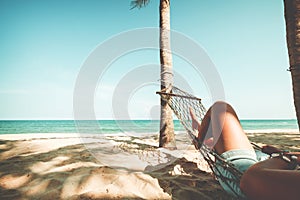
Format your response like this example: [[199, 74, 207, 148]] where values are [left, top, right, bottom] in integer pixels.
[[0, 120, 298, 134], [240, 119, 298, 131]]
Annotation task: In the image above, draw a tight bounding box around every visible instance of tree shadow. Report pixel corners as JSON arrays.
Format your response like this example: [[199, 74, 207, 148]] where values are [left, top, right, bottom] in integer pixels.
[[248, 132, 300, 151], [145, 153, 236, 200], [0, 138, 158, 199], [0, 136, 236, 200]]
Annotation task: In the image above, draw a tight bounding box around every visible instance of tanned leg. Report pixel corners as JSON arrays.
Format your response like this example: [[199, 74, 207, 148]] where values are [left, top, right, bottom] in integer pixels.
[[194, 101, 253, 154]]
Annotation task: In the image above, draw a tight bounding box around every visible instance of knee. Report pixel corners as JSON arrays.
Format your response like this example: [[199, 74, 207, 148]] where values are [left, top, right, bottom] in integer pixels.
[[207, 101, 239, 121], [210, 101, 234, 113], [212, 101, 230, 107]]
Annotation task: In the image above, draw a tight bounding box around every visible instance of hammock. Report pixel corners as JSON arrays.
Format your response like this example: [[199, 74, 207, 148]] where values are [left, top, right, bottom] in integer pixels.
[[156, 86, 263, 198]]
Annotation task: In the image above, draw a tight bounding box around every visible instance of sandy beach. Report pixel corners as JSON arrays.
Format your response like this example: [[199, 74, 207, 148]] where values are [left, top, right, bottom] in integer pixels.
[[0, 131, 299, 200]]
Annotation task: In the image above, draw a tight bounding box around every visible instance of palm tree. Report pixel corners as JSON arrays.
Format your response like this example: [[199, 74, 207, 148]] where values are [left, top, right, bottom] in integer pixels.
[[131, 0, 176, 148], [283, 0, 300, 130]]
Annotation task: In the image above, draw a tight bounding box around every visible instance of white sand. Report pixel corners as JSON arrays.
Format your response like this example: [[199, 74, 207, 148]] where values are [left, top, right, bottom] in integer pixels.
[[1, 131, 299, 199], [0, 133, 232, 200]]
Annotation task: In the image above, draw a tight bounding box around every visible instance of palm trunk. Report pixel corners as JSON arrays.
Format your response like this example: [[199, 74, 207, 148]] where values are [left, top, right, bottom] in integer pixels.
[[159, 0, 175, 148], [284, 0, 300, 130]]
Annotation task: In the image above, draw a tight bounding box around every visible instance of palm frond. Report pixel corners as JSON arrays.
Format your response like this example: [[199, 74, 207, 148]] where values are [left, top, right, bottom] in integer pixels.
[[130, 0, 150, 9]]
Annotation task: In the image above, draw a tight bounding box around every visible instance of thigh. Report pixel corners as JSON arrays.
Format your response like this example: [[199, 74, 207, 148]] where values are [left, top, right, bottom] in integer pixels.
[[209, 102, 253, 154]]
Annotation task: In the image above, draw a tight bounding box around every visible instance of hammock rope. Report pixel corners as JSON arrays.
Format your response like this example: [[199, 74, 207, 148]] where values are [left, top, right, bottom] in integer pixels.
[[156, 86, 244, 197]]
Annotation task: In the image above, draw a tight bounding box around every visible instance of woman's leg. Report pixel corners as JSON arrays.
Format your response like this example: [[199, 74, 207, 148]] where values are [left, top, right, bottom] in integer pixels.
[[196, 101, 253, 154]]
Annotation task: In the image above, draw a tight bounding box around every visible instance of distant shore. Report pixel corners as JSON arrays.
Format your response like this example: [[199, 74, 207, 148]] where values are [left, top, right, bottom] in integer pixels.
[[0, 131, 299, 199]]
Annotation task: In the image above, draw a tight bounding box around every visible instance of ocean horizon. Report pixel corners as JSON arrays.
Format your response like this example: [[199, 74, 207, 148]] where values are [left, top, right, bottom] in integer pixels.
[[0, 119, 298, 135]]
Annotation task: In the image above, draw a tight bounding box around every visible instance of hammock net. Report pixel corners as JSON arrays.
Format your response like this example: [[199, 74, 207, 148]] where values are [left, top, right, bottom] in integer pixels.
[[156, 86, 244, 197]]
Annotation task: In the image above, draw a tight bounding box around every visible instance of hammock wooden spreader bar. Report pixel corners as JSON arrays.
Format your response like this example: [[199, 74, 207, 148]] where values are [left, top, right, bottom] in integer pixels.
[[156, 91, 202, 101]]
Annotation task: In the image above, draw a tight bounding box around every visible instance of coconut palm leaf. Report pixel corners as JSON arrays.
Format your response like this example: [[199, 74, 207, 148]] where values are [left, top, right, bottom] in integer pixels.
[[130, 0, 150, 9]]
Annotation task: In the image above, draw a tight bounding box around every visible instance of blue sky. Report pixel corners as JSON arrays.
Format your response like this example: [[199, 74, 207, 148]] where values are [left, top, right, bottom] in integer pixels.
[[0, 0, 295, 119]]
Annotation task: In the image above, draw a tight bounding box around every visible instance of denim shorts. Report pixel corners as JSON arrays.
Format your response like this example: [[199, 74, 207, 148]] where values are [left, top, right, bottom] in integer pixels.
[[214, 149, 269, 198]]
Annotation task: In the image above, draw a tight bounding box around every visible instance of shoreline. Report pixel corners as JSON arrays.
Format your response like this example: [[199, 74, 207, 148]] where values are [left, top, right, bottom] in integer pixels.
[[245, 129, 299, 134], [0, 128, 298, 139]]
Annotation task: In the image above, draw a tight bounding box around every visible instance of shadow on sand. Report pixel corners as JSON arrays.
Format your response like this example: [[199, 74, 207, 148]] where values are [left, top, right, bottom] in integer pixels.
[[0, 137, 234, 200]]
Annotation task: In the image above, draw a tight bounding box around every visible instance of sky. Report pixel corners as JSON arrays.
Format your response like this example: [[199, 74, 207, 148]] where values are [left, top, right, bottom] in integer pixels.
[[0, 0, 295, 120]]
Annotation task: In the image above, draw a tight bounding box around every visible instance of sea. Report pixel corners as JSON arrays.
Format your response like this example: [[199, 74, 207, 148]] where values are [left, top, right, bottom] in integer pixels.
[[0, 120, 298, 135]]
